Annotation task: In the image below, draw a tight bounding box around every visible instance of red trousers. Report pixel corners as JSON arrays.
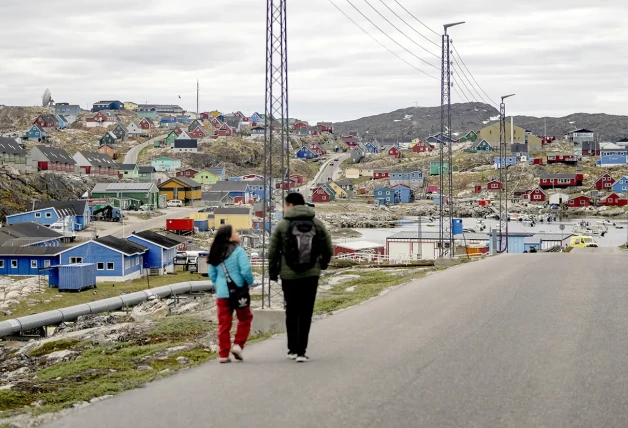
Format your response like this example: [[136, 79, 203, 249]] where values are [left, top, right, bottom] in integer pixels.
[[216, 298, 253, 358]]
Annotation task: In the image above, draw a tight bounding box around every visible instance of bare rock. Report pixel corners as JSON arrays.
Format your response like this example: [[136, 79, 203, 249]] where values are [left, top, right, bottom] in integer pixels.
[[137, 365, 153, 372], [130, 299, 170, 322], [176, 356, 189, 365], [45, 350, 77, 363], [89, 395, 113, 404]]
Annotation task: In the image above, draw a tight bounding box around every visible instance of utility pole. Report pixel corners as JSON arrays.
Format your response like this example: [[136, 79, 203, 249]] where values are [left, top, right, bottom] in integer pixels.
[[498, 94, 515, 253], [196, 80, 199, 119], [438, 21, 464, 258]]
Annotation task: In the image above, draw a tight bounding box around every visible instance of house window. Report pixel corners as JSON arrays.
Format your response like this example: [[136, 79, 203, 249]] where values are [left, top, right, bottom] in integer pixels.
[[69, 257, 83, 264], [45, 213, 52, 218], [43, 260, 50, 268], [97, 262, 104, 270], [0, 260, 4, 269], [220, 219, 226, 225], [107, 262, 114, 271], [11, 260, 17, 269], [125, 260, 130, 269], [31, 260, 37, 269], [35, 213, 41, 218]]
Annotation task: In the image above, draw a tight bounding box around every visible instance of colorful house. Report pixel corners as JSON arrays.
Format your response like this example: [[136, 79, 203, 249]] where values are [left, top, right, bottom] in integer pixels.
[[91, 183, 160, 208], [0, 247, 62, 277], [173, 139, 198, 153], [91, 101, 124, 112], [471, 139, 493, 152], [33, 114, 58, 128], [54, 115, 68, 129], [365, 142, 379, 153], [458, 130, 478, 143], [412, 140, 432, 153], [158, 177, 202, 204], [176, 168, 200, 178], [389, 171, 423, 187], [30, 146, 76, 172], [0, 137, 29, 172], [567, 196, 591, 208], [151, 157, 181, 172], [193, 170, 222, 185], [138, 166, 156, 183], [311, 186, 333, 203], [600, 193, 628, 207], [527, 188, 547, 203], [97, 144, 119, 160], [188, 127, 207, 139], [595, 173, 616, 191], [26, 124, 47, 140], [547, 153, 577, 164], [111, 123, 129, 141], [327, 181, 349, 199], [213, 208, 252, 230], [391, 184, 412, 203], [164, 130, 179, 147], [494, 156, 518, 169], [612, 177, 628, 194], [54, 103, 81, 115], [127, 122, 143, 137], [139, 118, 155, 130], [388, 146, 403, 159], [73, 151, 119, 176], [374, 187, 398, 205], [296, 146, 318, 159], [127, 231, 179, 275], [373, 170, 390, 180], [99, 131, 117, 146], [309, 143, 327, 156], [597, 143, 628, 167], [429, 161, 449, 176], [486, 180, 502, 191], [119, 164, 139, 180], [539, 174, 583, 189]]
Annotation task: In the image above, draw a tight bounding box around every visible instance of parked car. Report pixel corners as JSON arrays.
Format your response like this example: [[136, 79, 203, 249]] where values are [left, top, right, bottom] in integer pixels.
[[138, 204, 155, 212], [167, 199, 183, 207]]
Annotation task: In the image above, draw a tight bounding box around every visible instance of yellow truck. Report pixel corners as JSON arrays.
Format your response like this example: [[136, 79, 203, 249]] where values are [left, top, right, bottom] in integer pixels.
[[569, 235, 598, 248]]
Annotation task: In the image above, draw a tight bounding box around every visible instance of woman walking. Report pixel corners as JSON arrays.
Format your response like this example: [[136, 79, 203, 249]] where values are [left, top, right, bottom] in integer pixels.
[[208, 225, 254, 363]]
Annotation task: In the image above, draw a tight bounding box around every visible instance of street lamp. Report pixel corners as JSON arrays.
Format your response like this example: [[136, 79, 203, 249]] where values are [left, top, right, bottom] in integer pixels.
[[498, 94, 515, 253]]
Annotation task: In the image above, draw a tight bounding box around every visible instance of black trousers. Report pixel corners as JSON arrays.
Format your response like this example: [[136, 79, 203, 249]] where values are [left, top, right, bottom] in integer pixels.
[[282, 277, 319, 356]]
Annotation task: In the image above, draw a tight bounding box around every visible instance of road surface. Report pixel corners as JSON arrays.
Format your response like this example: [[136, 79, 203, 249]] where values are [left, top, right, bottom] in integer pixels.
[[301, 153, 349, 198], [107, 207, 197, 238], [123, 135, 164, 165], [47, 249, 628, 428]]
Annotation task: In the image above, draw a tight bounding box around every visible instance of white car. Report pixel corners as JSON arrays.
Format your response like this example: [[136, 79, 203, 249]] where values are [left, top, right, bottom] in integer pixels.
[[167, 199, 183, 207]]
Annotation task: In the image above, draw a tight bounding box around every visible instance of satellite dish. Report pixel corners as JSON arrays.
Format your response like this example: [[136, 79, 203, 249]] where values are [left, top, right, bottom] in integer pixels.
[[42, 89, 54, 107]]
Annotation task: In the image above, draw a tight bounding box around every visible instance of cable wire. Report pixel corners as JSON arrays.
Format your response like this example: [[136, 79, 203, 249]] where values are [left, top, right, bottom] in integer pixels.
[[362, 0, 439, 58], [327, 0, 438, 80], [344, 0, 438, 70], [393, 0, 440, 36], [378, 0, 440, 48], [451, 42, 499, 107]]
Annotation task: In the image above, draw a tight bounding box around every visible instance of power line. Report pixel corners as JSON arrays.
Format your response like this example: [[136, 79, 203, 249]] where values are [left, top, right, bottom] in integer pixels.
[[451, 56, 480, 103], [327, 0, 438, 80], [362, 0, 439, 59], [378, 0, 440, 48], [393, 0, 440, 36], [344, 0, 439, 70], [451, 42, 499, 106]]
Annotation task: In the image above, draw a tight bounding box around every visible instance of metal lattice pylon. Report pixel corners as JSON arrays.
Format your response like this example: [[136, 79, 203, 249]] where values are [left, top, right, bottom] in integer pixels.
[[497, 95, 514, 253], [438, 30, 454, 258], [261, 0, 290, 308]]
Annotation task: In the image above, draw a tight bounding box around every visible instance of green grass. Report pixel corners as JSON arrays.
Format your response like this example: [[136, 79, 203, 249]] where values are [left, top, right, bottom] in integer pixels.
[[1, 272, 205, 321], [563, 246, 574, 253], [28, 339, 81, 357], [0, 391, 30, 411], [147, 316, 211, 341]]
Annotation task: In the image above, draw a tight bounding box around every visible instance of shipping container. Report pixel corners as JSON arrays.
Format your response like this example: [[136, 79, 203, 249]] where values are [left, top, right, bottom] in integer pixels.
[[166, 218, 194, 232], [48, 263, 97, 291], [189, 212, 212, 221], [194, 219, 209, 232]]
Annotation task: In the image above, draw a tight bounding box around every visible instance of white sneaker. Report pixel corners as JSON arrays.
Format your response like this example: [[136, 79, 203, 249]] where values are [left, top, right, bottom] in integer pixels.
[[296, 355, 309, 363], [231, 345, 243, 361], [287, 353, 297, 360], [219, 357, 231, 364]]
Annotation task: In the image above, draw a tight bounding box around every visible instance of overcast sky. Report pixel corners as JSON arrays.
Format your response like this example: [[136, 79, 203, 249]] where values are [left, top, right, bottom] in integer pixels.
[[0, 0, 626, 123]]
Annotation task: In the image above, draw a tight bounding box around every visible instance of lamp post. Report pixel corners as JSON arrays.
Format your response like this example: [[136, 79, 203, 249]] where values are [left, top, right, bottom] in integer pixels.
[[498, 94, 515, 253]]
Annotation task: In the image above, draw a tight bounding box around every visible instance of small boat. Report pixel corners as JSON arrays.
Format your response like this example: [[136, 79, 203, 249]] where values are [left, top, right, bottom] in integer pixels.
[[598, 220, 616, 226]]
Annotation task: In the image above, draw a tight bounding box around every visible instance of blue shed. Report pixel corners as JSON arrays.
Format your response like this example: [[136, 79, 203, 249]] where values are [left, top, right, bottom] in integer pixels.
[[127, 231, 179, 275], [451, 218, 463, 235], [0, 247, 61, 276], [48, 263, 97, 290], [194, 220, 209, 232], [54, 115, 68, 129], [58, 236, 147, 282], [296, 146, 318, 159], [365, 142, 378, 153], [494, 156, 518, 169], [488, 232, 533, 254]]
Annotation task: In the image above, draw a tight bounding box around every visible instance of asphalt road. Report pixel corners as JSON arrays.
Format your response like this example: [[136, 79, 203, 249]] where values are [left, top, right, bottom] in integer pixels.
[[46, 249, 628, 428], [301, 153, 349, 198], [123, 135, 164, 165], [104, 207, 197, 238]]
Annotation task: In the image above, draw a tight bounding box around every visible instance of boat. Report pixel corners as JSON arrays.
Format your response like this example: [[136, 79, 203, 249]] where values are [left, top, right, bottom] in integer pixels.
[[597, 220, 616, 226]]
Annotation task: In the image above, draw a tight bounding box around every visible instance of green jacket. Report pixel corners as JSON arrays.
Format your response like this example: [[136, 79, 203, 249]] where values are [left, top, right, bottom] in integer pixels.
[[268, 205, 333, 280]]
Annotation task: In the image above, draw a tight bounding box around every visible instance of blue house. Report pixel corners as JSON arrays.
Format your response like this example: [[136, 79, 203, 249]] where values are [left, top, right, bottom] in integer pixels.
[[374, 187, 399, 205], [296, 146, 318, 159], [176, 116, 191, 123], [58, 236, 147, 282], [365, 142, 379, 153], [128, 231, 179, 275], [246, 181, 270, 201], [54, 115, 68, 129], [612, 176, 628, 194], [494, 156, 518, 169], [160, 117, 176, 125], [0, 222, 65, 248], [34, 200, 91, 231], [210, 168, 225, 180], [597, 143, 627, 167], [92, 101, 124, 112], [26, 124, 46, 140], [6, 207, 73, 229], [250, 113, 262, 124], [227, 177, 243, 181], [389, 171, 424, 187], [0, 247, 61, 276], [426, 133, 455, 144], [488, 232, 534, 254], [54, 103, 81, 115], [391, 184, 413, 203]]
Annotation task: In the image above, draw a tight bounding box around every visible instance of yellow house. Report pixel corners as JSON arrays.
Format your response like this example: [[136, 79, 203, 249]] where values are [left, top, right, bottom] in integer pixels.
[[210, 110, 222, 117], [477, 122, 543, 154], [124, 101, 139, 111], [158, 177, 202, 204], [327, 181, 348, 198], [213, 207, 252, 230]]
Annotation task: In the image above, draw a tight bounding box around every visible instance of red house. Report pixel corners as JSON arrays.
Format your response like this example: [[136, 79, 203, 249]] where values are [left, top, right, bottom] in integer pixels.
[[539, 174, 583, 189], [513, 189, 527, 198], [478, 199, 491, 207], [600, 193, 628, 207], [311, 186, 332, 203], [200, 112, 211, 120], [595, 173, 615, 191], [568, 195, 591, 208], [211, 123, 234, 139], [412, 140, 432, 153], [486, 180, 502, 191], [373, 170, 390, 180], [188, 127, 206, 139], [317, 122, 333, 133], [309, 143, 327, 156], [176, 168, 199, 178], [139, 118, 154, 130], [527, 188, 547, 203], [388, 146, 402, 159], [474, 185, 482, 193], [290, 173, 305, 184], [173, 126, 183, 135], [293, 122, 309, 133], [547, 153, 577, 164], [33, 114, 58, 128]]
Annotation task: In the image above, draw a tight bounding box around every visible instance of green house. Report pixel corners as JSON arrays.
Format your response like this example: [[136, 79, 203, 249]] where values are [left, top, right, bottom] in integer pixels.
[[430, 161, 450, 176], [100, 131, 117, 146], [151, 157, 182, 172], [119, 164, 139, 179], [459, 130, 478, 143], [164, 130, 178, 147], [193, 170, 222, 185], [137, 111, 158, 119], [91, 182, 160, 208], [472, 139, 493, 152]]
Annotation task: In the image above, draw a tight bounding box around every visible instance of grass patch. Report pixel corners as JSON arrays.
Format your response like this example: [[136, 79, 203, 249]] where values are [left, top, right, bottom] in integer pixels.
[[28, 339, 80, 358], [562, 246, 574, 253], [1, 272, 205, 321], [147, 316, 211, 341], [0, 391, 30, 411]]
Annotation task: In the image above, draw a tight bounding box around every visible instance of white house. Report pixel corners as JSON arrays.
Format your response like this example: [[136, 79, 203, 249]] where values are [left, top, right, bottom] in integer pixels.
[[548, 192, 569, 205], [127, 122, 143, 137]]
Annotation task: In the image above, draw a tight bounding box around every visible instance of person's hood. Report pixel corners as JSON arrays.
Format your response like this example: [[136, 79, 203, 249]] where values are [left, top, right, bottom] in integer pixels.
[[222, 242, 237, 260], [284, 205, 315, 220]]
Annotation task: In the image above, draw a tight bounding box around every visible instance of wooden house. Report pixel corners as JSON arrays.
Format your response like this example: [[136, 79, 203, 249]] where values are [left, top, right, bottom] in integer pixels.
[[33, 114, 58, 128], [412, 140, 432, 153], [567, 196, 591, 208], [311, 186, 333, 203], [373, 170, 390, 180], [139, 118, 155, 130], [388, 146, 403, 159], [595, 173, 616, 191], [127, 122, 142, 137], [26, 124, 47, 140], [539, 174, 583, 189], [97, 144, 120, 160], [111, 123, 129, 141], [599, 193, 628, 207], [486, 180, 502, 191], [158, 177, 202, 204], [30, 146, 76, 173], [547, 153, 577, 164], [73, 151, 118, 176], [527, 188, 547, 203], [99, 131, 117, 146]]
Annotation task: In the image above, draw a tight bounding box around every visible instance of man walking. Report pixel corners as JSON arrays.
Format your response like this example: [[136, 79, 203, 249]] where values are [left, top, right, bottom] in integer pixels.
[[269, 192, 332, 362]]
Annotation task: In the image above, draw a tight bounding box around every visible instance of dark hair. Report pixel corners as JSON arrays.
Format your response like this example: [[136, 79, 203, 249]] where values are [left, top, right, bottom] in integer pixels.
[[208, 225, 233, 266], [285, 192, 305, 206]]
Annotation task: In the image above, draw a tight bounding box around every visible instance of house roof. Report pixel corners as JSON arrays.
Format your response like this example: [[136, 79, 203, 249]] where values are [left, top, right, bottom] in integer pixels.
[[214, 208, 251, 215], [34, 200, 88, 216], [540, 174, 578, 179], [119, 164, 138, 171], [388, 231, 490, 241], [35, 146, 76, 164], [571, 129, 593, 133], [334, 180, 353, 187], [335, 241, 384, 251], [223, 116, 242, 129], [94, 236, 148, 255], [138, 166, 155, 174], [131, 230, 179, 249], [0, 222, 64, 247], [102, 131, 117, 140], [159, 177, 201, 189], [78, 151, 117, 168], [92, 182, 158, 193], [173, 139, 198, 149], [0, 137, 26, 155], [210, 181, 250, 192], [600, 143, 623, 150], [201, 192, 232, 202], [0, 246, 64, 256], [141, 118, 154, 125], [54, 104, 80, 110]]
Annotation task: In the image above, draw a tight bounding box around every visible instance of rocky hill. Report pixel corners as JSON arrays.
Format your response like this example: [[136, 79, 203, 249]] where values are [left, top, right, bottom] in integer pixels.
[[334, 102, 628, 142]]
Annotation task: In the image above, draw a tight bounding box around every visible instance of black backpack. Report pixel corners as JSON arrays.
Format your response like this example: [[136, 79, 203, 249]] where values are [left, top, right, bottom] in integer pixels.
[[283, 219, 320, 273]]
